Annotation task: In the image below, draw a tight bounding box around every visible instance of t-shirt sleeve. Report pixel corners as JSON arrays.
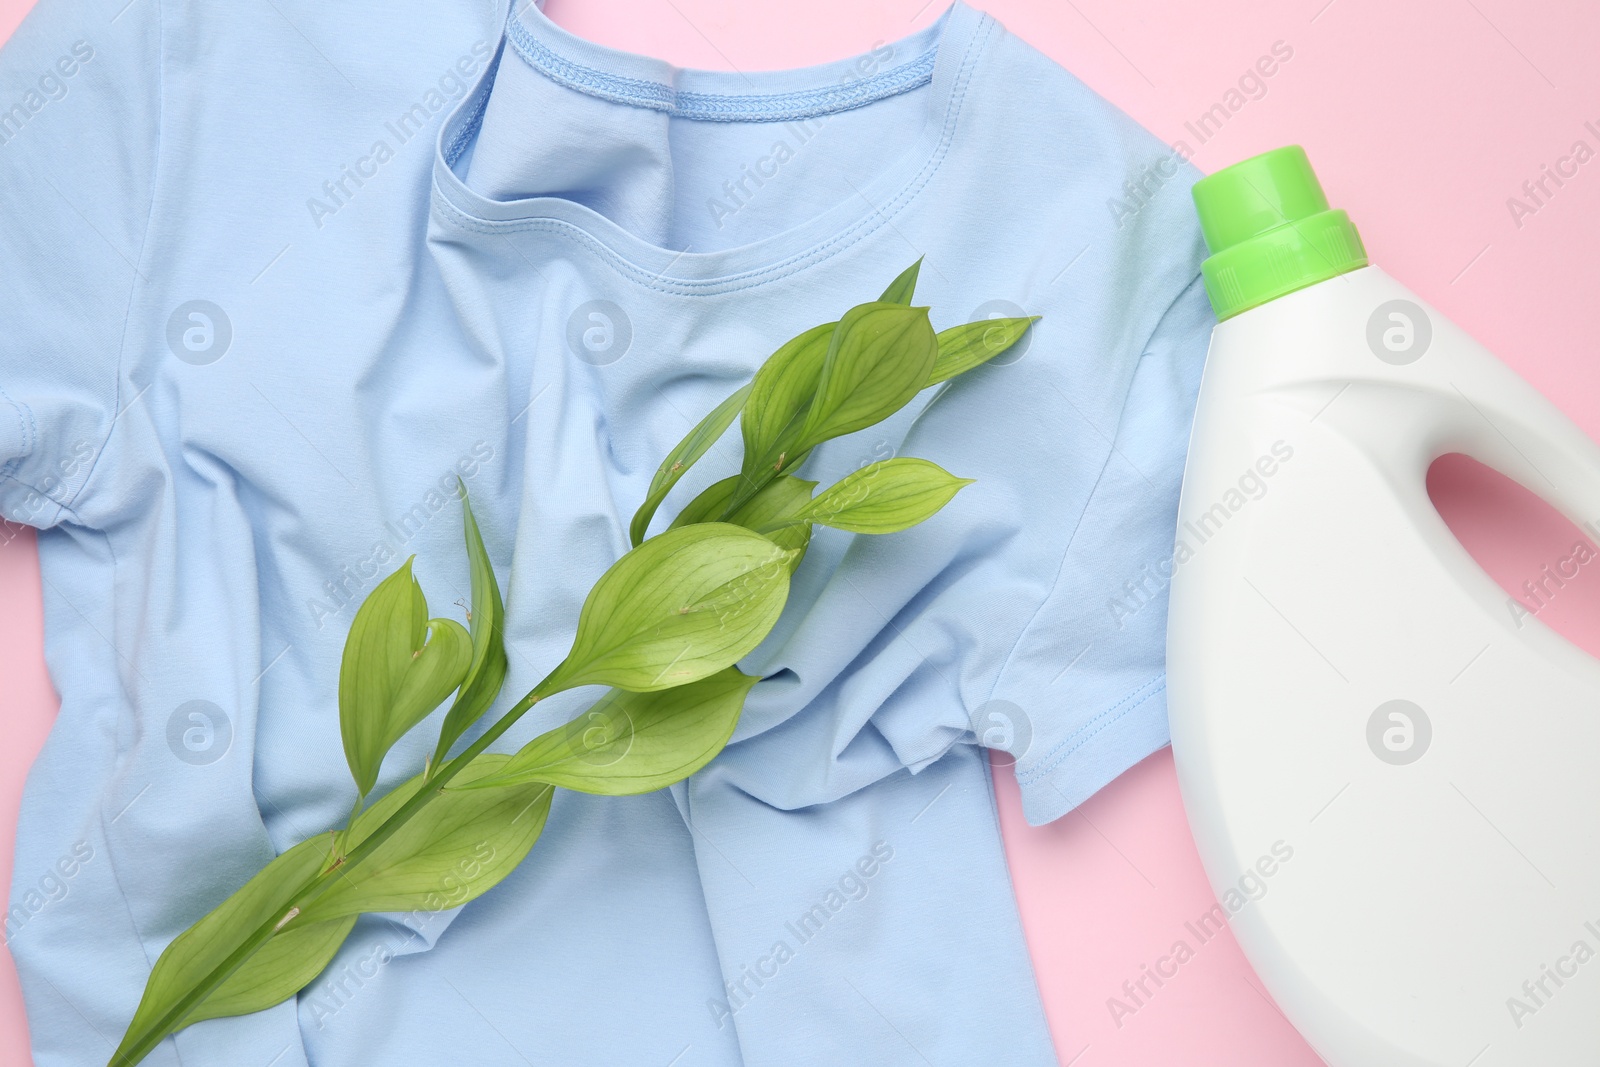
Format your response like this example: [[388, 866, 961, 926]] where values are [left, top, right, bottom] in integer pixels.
[[989, 273, 1213, 825], [0, 0, 160, 528]]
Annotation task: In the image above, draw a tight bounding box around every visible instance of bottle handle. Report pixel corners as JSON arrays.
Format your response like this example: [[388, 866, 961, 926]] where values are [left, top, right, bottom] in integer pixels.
[[1431, 350, 1600, 547]]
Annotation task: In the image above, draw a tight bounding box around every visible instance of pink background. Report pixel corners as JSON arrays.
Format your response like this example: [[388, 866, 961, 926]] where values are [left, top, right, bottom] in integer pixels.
[[2, 0, 1598, 1062]]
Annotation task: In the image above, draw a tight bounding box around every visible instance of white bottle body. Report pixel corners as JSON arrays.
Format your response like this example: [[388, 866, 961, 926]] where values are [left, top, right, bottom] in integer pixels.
[[1168, 266, 1600, 1066]]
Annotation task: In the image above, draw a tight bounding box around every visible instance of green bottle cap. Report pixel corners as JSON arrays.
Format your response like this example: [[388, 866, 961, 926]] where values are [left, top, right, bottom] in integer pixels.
[[1191, 145, 1368, 320]]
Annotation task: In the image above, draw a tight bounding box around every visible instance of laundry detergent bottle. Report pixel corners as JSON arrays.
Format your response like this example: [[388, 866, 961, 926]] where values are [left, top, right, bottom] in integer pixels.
[[1166, 145, 1600, 1066]]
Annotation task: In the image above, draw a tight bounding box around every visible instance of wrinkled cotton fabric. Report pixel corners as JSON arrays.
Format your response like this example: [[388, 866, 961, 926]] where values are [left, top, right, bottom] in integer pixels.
[[0, 1, 1210, 1063]]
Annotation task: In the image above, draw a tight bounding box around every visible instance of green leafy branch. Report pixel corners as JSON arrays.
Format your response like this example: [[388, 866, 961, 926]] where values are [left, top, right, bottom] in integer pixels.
[[108, 261, 1035, 1066]]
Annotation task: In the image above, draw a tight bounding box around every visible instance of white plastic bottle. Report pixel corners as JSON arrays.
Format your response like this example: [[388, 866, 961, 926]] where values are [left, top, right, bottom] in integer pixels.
[[1167, 145, 1600, 1066]]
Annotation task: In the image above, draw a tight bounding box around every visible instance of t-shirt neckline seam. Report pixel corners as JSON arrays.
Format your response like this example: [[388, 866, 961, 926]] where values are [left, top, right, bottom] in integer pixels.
[[431, 3, 992, 294], [503, 13, 941, 124]]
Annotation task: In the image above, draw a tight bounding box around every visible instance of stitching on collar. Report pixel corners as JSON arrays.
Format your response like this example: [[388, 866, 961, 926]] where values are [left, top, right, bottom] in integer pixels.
[[504, 15, 937, 123]]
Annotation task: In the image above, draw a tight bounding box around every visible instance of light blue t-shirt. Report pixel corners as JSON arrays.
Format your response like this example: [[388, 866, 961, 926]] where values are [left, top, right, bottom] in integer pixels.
[[0, 1, 1211, 1063]]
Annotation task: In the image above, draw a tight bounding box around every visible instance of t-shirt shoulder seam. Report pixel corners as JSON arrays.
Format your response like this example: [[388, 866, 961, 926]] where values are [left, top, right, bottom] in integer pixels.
[[63, 0, 165, 517], [982, 269, 1201, 700]]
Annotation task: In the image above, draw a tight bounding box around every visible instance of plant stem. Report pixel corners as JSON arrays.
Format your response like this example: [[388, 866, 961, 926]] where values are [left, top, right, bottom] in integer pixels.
[[113, 683, 550, 1067], [334, 792, 365, 857]]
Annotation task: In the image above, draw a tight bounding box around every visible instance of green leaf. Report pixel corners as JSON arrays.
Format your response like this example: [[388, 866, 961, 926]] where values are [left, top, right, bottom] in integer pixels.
[[797, 302, 937, 453], [339, 561, 424, 795], [340, 557, 474, 796], [542, 523, 794, 694], [927, 316, 1038, 384], [726, 475, 814, 564], [460, 668, 760, 795], [297, 756, 553, 922], [878, 258, 923, 305], [182, 911, 356, 1028], [671, 474, 814, 567], [434, 491, 510, 764], [389, 620, 472, 749], [797, 458, 973, 534], [110, 835, 353, 1066], [630, 383, 752, 546], [670, 475, 740, 529], [732, 322, 834, 510]]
